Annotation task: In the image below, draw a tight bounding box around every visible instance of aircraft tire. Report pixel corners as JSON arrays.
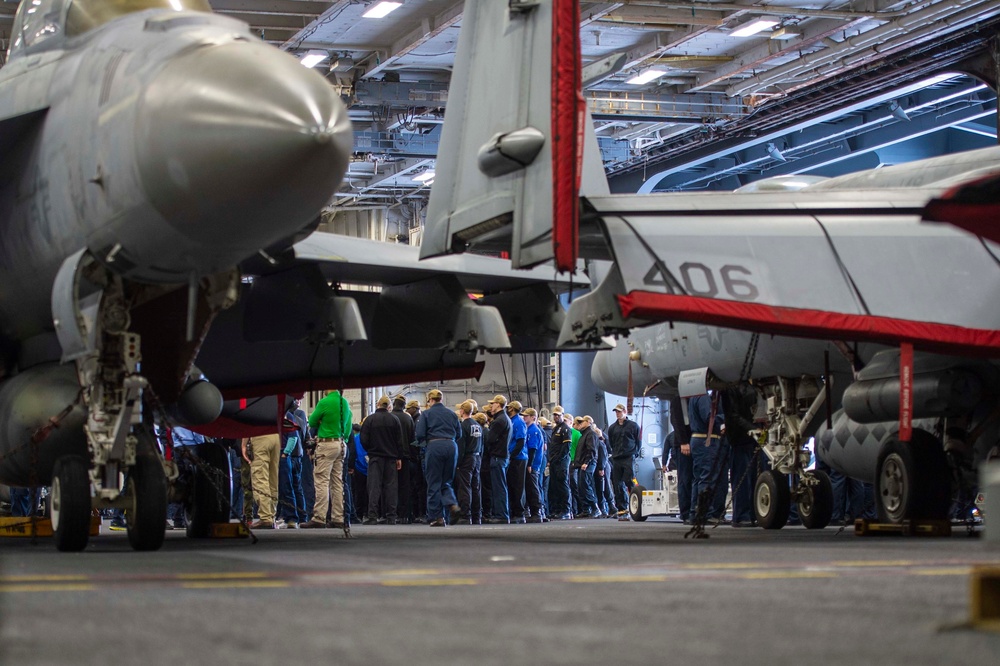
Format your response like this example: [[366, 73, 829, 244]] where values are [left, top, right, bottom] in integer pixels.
[[629, 485, 647, 521], [50, 455, 92, 552], [799, 470, 833, 529], [754, 469, 790, 529], [127, 434, 167, 551], [875, 430, 950, 523], [186, 442, 233, 538]]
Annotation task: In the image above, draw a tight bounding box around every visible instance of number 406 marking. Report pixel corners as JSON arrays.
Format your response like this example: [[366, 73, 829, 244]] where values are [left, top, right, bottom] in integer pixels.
[[643, 262, 760, 301]]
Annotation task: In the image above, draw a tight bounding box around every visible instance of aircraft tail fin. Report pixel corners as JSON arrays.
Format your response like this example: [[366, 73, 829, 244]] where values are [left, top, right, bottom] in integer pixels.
[[420, 0, 601, 271]]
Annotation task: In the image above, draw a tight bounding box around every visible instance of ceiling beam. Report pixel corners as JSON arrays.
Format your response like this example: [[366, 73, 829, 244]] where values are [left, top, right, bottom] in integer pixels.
[[210, 0, 331, 17], [360, 1, 465, 80]]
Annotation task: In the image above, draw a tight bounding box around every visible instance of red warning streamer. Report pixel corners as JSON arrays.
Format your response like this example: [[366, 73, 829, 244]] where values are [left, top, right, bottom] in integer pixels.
[[617, 291, 1000, 357], [899, 343, 913, 442], [551, 0, 583, 273]]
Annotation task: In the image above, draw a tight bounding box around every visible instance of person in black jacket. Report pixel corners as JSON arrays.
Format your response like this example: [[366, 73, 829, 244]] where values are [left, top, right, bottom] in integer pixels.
[[391, 395, 418, 524], [572, 416, 600, 518], [669, 394, 695, 524], [723, 383, 759, 527], [454, 400, 483, 524], [404, 399, 427, 522], [484, 394, 512, 524], [361, 395, 405, 525], [607, 403, 641, 518], [547, 407, 573, 519]]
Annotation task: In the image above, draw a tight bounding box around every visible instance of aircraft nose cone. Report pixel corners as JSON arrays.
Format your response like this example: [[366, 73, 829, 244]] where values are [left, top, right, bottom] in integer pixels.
[[136, 40, 352, 251]]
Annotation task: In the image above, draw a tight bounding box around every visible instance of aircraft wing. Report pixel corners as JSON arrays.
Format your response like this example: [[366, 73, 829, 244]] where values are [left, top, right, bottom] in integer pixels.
[[193, 232, 588, 404], [292, 232, 587, 293], [560, 185, 1000, 356]]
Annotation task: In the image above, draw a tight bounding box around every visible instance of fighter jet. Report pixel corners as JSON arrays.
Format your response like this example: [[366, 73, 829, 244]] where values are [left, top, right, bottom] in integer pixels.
[[0, 0, 587, 551], [0, 0, 354, 551], [418, 0, 1000, 528]]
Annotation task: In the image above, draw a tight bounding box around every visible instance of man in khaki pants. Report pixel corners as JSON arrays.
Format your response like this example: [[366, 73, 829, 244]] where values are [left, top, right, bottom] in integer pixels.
[[242, 433, 282, 529], [303, 389, 353, 533]]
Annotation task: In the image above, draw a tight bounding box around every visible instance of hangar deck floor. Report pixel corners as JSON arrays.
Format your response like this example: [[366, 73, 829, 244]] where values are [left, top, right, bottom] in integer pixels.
[[1, 517, 997, 665]]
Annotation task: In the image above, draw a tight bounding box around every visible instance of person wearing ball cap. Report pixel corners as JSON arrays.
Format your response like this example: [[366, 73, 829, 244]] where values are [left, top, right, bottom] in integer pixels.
[[484, 394, 512, 523], [505, 400, 527, 523], [547, 406, 573, 519], [360, 395, 405, 525], [607, 402, 641, 520], [414, 389, 463, 527]]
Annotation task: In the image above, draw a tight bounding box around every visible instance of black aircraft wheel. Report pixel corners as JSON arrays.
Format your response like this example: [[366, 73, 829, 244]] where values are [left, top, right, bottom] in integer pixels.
[[126, 435, 168, 551], [186, 442, 233, 538], [799, 470, 834, 529], [754, 469, 790, 530], [50, 456, 92, 552], [628, 485, 647, 522], [876, 431, 950, 523]]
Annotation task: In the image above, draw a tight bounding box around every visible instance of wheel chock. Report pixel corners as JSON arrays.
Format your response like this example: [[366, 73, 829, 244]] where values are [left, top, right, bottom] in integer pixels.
[[854, 519, 951, 537], [0, 515, 101, 538], [208, 522, 250, 538], [970, 566, 1000, 633]]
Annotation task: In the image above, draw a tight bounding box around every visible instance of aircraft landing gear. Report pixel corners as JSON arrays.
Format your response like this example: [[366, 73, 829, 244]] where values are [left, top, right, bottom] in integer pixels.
[[754, 377, 834, 530], [754, 469, 790, 529], [875, 431, 950, 523], [184, 442, 233, 538], [798, 469, 834, 529], [53, 251, 169, 551], [125, 434, 168, 551], [51, 455, 92, 552]]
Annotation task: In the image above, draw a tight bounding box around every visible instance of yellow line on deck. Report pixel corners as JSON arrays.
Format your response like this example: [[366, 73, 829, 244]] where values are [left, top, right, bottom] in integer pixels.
[[0, 575, 89, 582], [513, 566, 604, 574], [911, 568, 970, 576], [181, 581, 290, 589], [176, 572, 269, 580], [830, 560, 915, 567], [742, 571, 838, 580], [381, 579, 478, 587], [566, 575, 668, 583], [0, 584, 95, 593]]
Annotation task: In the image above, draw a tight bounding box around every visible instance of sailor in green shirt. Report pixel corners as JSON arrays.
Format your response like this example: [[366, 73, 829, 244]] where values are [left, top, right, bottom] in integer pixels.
[[566, 413, 581, 516], [568, 414, 581, 460], [302, 390, 353, 531]]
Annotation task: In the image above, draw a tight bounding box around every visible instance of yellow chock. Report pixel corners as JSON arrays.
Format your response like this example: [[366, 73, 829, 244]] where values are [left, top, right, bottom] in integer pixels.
[[0, 515, 100, 538], [208, 522, 250, 538], [970, 566, 1000, 633], [0, 516, 53, 537]]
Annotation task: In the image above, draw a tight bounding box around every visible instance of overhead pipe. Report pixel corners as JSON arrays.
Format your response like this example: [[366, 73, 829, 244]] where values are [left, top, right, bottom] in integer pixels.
[[729, 0, 979, 96], [727, 0, 998, 97], [619, 0, 918, 21]]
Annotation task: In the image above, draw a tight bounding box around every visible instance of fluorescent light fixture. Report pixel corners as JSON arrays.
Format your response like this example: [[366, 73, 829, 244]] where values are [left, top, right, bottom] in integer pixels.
[[626, 68, 667, 85], [731, 17, 779, 37], [769, 27, 800, 40], [362, 1, 402, 19], [300, 50, 328, 68], [414, 171, 436, 182]]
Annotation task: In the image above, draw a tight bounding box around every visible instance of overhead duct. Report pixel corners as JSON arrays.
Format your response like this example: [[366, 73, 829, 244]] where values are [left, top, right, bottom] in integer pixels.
[[727, 0, 1000, 97]]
